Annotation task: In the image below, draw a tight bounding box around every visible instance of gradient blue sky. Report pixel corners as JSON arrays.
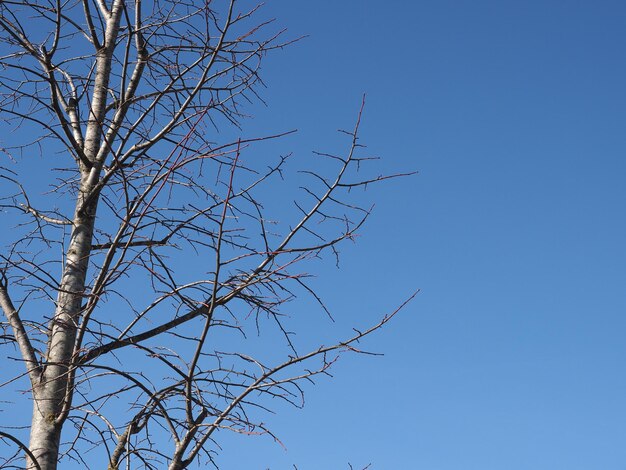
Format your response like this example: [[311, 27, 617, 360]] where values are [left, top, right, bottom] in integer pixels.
[[215, 1, 626, 468], [2, 1, 626, 469]]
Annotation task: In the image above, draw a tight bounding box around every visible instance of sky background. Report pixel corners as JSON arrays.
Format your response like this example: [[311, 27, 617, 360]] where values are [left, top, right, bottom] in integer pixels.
[[215, 1, 626, 469], [2, 1, 626, 469]]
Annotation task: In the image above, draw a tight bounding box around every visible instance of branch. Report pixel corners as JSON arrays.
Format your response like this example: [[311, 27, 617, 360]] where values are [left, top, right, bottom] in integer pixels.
[[0, 431, 42, 470], [19, 203, 73, 226], [0, 272, 41, 385], [182, 290, 419, 464]]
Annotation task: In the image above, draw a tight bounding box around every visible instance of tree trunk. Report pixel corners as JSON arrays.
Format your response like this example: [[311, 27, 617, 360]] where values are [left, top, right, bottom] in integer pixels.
[[26, 3, 120, 465], [26, 189, 98, 470]]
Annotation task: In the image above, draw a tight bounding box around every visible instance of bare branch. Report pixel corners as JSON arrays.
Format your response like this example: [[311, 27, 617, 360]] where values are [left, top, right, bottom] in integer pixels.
[[0, 2, 415, 468], [0, 272, 40, 385]]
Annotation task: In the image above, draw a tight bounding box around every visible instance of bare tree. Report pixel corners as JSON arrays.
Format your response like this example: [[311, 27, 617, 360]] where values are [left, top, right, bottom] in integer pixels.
[[0, 1, 414, 469]]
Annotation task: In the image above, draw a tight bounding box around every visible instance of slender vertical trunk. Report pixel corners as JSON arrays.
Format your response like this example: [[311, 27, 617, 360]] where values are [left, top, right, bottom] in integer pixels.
[[26, 3, 123, 466], [26, 188, 98, 470]]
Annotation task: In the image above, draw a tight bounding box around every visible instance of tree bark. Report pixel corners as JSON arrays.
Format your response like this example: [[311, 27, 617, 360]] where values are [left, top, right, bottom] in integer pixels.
[[26, 3, 122, 466], [26, 190, 98, 470]]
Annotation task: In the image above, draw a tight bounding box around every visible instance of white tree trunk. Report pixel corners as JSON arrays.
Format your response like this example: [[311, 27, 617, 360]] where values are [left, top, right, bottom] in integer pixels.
[[26, 3, 123, 466], [27, 194, 98, 470]]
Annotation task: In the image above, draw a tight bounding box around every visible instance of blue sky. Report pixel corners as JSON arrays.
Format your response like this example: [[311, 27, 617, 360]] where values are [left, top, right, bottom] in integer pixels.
[[2, 1, 626, 469], [216, 1, 626, 468]]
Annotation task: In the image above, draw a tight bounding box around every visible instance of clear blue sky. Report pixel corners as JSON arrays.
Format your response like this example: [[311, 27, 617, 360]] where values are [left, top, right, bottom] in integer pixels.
[[2, 1, 626, 469], [218, 1, 626, 468]]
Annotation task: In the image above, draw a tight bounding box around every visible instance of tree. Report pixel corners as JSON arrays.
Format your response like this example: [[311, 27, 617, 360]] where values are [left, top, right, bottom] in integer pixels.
[[0, 1, 414, 468]]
